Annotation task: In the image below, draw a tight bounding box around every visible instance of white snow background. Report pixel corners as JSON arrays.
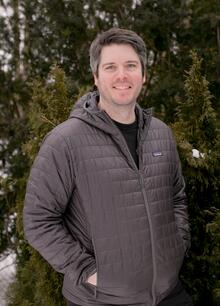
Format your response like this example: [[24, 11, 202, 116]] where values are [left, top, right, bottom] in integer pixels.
[[0, 253, 16, 306]]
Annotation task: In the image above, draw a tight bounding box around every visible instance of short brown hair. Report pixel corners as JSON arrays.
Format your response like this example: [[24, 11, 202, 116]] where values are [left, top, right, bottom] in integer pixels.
[[89, 28, 146, 77]]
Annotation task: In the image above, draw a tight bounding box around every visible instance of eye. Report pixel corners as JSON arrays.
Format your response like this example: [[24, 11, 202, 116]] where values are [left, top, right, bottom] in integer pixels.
[[126, 63, 137, 70], [104, 65, 116, 71]]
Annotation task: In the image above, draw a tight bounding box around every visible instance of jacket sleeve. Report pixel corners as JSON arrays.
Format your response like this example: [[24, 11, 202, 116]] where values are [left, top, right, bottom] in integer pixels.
[[23, 129, 96, 284], [172, 135, 191, 253]]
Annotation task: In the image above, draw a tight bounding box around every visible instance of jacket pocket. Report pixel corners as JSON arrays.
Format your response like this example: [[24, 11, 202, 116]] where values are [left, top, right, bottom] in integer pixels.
[[80, 266, 97, 298], [173, 223, 186, 265]]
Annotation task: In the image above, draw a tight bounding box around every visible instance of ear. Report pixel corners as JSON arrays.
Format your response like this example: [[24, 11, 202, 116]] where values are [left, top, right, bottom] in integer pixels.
[[142, 72, 147, 84], [93, 74, 98, 87]]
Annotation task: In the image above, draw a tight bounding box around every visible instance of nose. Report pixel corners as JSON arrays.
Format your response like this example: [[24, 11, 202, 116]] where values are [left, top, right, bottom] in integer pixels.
[[116, 66, 128, 80]]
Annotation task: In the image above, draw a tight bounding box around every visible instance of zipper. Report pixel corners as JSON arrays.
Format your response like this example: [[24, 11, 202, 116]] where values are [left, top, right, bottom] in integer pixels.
[[139, 174, 157, 305], [97, 109, 157, 302], [137, 119, 157, 305], [113, 120, 157, 304]]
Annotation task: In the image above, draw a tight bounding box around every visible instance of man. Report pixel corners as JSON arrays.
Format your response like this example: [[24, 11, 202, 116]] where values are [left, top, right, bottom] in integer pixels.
[[23, 28, 192, 306]]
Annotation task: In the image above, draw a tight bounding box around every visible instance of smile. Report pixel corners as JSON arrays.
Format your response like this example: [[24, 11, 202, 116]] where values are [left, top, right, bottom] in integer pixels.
[[113, 86, 131, 90]]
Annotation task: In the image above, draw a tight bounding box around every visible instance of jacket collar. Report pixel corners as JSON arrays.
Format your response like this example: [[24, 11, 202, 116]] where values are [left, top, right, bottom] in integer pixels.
[[69, 91, 152, 137]]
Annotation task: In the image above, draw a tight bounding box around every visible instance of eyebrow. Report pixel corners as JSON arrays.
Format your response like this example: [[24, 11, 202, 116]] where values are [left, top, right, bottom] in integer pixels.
[[102, 60, 139, 67], [125, 60, 139, 64], [102, 62, 115, 67]]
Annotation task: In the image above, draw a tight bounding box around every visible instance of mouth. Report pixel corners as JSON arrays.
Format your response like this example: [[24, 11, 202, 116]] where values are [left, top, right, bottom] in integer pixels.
[[113, 85, 132, 90]]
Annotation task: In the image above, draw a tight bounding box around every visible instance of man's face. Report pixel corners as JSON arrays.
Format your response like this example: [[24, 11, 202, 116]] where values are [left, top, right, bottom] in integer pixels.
[[94, 44, 146, 109]]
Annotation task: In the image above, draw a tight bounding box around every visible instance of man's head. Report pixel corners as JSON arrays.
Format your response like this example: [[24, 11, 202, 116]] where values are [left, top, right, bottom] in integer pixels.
[[89, 28, 147, 115], [89, 28, 147, 77]]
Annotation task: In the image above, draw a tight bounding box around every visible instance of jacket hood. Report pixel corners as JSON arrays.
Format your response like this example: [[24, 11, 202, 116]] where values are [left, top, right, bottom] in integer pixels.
[[69, 91, 152, 136]]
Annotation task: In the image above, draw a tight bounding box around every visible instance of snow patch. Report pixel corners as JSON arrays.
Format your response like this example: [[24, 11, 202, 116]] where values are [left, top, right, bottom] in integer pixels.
[[192, 149, 205, 159], [0, 252, 16, 306]]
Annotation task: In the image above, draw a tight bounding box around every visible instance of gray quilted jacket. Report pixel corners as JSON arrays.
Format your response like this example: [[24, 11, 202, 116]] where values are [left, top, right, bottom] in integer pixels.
[[23, 91, 190, 306]]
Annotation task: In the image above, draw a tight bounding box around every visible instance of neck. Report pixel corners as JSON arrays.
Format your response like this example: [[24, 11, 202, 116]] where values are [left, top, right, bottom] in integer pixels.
[[98, 100, 136, 124]]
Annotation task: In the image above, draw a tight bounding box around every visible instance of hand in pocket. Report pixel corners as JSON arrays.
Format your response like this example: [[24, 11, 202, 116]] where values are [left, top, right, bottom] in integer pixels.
[[86, 272, 97, 286]]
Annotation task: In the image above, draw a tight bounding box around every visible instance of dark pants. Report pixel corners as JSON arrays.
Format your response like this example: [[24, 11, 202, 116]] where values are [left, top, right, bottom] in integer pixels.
[[66, 281, 193, 306], [157, 281, 193, 306]]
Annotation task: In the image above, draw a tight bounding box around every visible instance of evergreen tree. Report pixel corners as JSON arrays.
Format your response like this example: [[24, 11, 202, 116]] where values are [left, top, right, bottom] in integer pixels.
[[0, 0, 91, 258], [0, 0, 30, 256], [0, 1, 220, 305], [172, 51, 220, 306], [6, 65, 75, 306], [187, 0, 220, 114], [133, 0, 190, 120]]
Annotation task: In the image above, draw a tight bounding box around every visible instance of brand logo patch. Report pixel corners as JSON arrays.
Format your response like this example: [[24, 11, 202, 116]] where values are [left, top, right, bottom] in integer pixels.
[[152, 151, 163, 157]]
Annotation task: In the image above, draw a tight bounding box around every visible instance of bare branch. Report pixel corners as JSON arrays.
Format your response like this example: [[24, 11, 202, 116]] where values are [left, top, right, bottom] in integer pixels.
[[40, 115, 56, 127]]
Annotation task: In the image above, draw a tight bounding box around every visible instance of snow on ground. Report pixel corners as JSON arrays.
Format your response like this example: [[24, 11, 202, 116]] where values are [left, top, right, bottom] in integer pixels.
[[0, 253, 16, 306], [192, 148, 205, 158]]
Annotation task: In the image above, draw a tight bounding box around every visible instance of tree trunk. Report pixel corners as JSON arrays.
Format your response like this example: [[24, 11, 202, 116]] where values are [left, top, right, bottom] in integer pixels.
[[217, 26, 220, 55]]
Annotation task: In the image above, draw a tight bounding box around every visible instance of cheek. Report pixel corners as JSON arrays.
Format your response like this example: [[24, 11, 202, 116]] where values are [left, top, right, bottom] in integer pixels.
[[130, 71, 144, 81], [99, 75, 113, 88], [133, 75, 144, 86]]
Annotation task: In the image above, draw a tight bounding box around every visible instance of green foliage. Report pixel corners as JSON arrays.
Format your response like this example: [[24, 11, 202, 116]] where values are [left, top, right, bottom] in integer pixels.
[[0, 116, 29, 253], [0, 1, 220, 305], [178, 50, 217, 146], [172, 51, 220, 306], [186, 0, 220, 114], [7, 249, 65, 306], [133, 0, 191, 120], [6, 65, 74, 306], [173, 50, 219, 182], [23, 65, 73, 161], [205, 210, 220, 305]]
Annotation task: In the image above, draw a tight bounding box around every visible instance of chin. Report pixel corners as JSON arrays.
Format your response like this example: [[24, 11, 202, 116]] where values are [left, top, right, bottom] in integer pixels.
[[114, 101, 135, 107], [112, 96, 134, 105]]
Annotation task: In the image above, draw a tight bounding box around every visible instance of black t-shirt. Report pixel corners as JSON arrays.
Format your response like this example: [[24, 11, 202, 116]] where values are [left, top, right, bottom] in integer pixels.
[[112, 118, 138, 168]]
